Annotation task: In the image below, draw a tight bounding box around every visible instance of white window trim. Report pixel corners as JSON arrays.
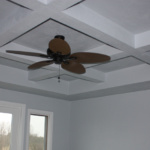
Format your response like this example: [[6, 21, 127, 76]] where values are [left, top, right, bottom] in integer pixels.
[[26, 109, 53, 150], [0, 100, 26, 150]]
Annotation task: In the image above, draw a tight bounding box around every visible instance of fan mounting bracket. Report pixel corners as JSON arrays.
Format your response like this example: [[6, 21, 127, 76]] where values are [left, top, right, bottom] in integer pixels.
[[54, 35, 65, 40]]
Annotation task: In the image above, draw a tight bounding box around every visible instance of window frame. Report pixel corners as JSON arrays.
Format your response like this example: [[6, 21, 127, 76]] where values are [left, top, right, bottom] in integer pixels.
[[26, 109, 53, 150], [0, 100, 26, 150]]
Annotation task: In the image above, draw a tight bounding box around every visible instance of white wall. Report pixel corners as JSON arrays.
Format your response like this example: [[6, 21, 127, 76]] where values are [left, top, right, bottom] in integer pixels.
[[1, 88, 150, 150], [0, 88, 71, 150], [70, 90, 150, 150]]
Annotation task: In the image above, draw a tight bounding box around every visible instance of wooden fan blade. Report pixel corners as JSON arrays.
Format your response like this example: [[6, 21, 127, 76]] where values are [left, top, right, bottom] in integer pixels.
[[70, 52, 111, 64], [61, 60, 86, 74], [6, 50, 48, 58], [28, 60, 54, 70], [49, 38, 71, 55]]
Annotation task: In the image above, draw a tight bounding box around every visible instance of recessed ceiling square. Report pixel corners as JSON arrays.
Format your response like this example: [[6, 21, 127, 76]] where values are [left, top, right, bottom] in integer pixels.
[[14, 19, 104, 54], [0, 1, 31, 34]]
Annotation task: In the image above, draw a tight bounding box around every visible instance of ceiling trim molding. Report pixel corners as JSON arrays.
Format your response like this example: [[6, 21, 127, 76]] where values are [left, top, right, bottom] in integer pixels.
[[6, 0, 32, 10]]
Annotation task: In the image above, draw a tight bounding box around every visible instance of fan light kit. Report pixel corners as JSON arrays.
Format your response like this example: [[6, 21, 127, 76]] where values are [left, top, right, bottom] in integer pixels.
[[6, 35, 111, 81]]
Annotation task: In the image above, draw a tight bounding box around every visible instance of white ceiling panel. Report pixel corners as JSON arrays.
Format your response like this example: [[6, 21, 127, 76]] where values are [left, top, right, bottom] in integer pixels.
[[83, 0, 150, 34], [14, 19, 104, 53], [0, 0, 31, 34]]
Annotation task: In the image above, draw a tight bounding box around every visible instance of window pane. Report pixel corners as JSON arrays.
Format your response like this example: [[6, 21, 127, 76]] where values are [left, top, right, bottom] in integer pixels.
[[29, 115, 47, 150], [0, 113, 12, 150]]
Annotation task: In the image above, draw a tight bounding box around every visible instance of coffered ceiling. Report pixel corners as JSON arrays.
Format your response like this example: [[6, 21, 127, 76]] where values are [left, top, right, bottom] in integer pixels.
[[0, 0, 150, 100]]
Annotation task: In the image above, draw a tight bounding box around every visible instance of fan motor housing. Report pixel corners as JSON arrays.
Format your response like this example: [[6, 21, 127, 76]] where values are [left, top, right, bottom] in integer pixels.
[[47, 48, 70, 64]]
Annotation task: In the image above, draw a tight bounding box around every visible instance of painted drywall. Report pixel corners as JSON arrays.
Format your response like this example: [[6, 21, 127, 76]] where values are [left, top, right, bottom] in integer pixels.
[[0, 88, 71, 150], [70, 90, 150, 150], [1, 88, 150, 150]]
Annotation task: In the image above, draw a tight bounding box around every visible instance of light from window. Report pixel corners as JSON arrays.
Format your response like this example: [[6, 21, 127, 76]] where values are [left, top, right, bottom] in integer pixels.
[[0, 113, 12, 150], [29, 115, 48, 150], [0, 101, 25, 150]]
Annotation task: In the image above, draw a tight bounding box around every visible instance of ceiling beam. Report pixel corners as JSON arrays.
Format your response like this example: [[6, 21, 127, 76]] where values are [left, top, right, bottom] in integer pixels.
[[63, 68, 105, 83], [0, 64, 70, 95], [10, 0, 84, 11], [28, 69, 59, 81], [28, 67, 105, 83]]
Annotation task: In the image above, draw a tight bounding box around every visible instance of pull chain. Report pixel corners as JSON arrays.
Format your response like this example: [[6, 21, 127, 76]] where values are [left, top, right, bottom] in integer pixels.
[[58, 64, 60, 82]]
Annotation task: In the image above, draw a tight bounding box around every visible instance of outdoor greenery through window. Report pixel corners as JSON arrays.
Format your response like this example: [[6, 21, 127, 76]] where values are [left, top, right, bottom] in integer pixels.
[[0, 113, 12, 150], [29, 115, 48, 150]]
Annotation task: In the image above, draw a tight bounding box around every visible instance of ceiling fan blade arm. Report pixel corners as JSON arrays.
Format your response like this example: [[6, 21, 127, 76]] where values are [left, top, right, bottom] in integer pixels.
[[28, 60, 54, 70], [6, 50, 48, 58], [68, 56, 77, 60], [70, 52, 111, 64], [61, 60, 86, 74]]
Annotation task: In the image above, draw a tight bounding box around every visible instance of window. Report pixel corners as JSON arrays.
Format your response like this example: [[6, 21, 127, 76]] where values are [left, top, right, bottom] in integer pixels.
[[0, 101, 25, 150], [27, 109, 53, 150], [0, 113, 12, 150]]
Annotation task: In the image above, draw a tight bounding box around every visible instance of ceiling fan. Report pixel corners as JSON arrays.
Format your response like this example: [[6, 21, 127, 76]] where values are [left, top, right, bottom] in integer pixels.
[[6, 35, 111, 74]]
